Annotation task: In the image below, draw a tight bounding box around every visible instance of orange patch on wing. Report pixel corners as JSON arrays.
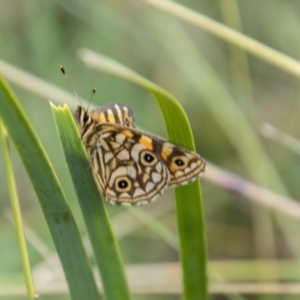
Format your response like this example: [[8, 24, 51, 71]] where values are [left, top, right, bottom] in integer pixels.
[[122, 129, 134, 138], [139, 135, 153, 150], [107, 109, 115, 124], [91, 112, 106, 123]]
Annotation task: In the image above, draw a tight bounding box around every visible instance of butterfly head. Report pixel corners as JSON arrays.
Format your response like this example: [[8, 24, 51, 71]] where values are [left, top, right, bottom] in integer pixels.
[[76, 106, 93, 139]]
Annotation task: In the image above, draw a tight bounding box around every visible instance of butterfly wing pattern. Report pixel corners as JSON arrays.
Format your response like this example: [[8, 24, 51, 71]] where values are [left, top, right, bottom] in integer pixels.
[[76, 103, 206, 205]]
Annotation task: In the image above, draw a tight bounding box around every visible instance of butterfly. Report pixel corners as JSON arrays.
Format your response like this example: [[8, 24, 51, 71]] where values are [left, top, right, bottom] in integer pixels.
[[76, 103, 206, 205]]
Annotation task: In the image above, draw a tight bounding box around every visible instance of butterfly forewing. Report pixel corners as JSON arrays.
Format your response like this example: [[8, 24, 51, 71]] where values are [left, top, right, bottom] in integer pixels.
[[76, 104, 206, 205]]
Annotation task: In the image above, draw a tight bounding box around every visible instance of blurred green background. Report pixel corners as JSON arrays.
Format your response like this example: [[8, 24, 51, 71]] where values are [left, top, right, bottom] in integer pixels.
[[1, 0, 300, 299]]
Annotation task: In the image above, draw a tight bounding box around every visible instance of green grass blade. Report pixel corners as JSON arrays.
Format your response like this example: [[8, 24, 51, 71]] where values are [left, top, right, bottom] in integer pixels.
[[51, 104, 132, 300], [143, 0, 300, 78], [0, 74, 101, 300], [0, 120, 36, 300], [79, 49, 208, 300]]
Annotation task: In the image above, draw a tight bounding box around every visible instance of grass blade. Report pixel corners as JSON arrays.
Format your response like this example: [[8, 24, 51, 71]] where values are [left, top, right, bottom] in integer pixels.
[[143, 0, 300, 78], [0, 120, 36, 300], [0, 74, 101, 300], [79, 49, 208, 300], [51, 104, 132, 300]]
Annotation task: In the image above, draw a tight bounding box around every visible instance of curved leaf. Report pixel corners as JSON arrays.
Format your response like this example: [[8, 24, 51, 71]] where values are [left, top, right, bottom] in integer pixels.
[[51, 104, 132, 300], [79, 49, 208, 300], [0, 74, 101, 300]]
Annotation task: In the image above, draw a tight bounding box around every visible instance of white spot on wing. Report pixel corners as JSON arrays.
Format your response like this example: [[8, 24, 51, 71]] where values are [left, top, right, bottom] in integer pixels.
[[119, 192, 131, 199], [133, 188, 145, 198], [104, 152, 113, 163], [175, 170, 184, 178], [131, 144, 144, 162], [127, 166, 137, 179], [146, 181, 155, 193], [184, 167, 191, 174], [152, 172, 162, 183], [110, 141, 120, 149], [156, 162, 162, 172], [117, 149, 130, 160], [115, 134, 126, 144], [191, 162, 197, 169]]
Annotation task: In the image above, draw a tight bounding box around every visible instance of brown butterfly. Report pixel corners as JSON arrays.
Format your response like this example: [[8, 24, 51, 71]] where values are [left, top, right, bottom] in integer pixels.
[[76, 103, 206, 205]]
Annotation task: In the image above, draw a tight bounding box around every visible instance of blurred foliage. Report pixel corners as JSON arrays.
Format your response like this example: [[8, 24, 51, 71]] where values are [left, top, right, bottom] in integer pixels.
[[0, 0, 300, 299]]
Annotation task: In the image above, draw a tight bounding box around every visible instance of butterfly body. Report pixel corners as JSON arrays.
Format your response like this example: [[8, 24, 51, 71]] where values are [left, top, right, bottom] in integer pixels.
[[76, 103, 205, 205]]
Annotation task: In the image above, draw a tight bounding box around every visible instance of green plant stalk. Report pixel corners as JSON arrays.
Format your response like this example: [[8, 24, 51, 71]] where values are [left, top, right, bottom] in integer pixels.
[[219, 1, 277, 287], [0, 74, 101, 300], [219, 0, 256, 122], [164, 9, 300, 270], [154, 17, 300, 259], [143, 0, 300, 78], [51, 104, 132, 300], [79, 49, 208, 300], [158, 19, 300, 259], [0, 120, 36, 300]]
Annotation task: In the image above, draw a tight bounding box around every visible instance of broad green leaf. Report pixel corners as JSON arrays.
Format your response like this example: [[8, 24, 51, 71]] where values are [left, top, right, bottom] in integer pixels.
[[0, 74, 101, 300], [79, 49, 208, 300], [52, 104, 132, 300]]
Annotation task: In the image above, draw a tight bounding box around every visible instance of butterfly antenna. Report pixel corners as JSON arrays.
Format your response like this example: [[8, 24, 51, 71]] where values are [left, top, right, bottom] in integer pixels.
[[60, 65, 82, 107], [86, 87, 97, 111]]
